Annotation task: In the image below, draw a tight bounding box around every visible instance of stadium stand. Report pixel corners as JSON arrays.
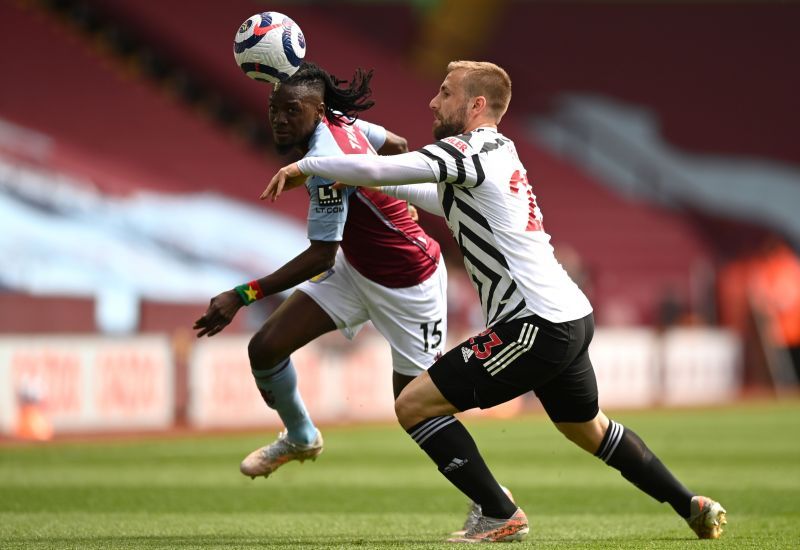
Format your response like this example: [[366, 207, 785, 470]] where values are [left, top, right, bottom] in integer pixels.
[[58, 0, 715, 324], [479, 2, 800, 322], [1, 0, 790, 439], [6, 0, 794, 326], [77, 0, 443, 151], [0, 0, 305, 217], [484, 3, 800, 165]]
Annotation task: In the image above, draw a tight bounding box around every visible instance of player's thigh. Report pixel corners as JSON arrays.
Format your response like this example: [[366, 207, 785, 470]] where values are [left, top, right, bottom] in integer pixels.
[[427, 315, 573, 412], [364, 259, 448, 376], [534, 314, 599, 424], [295, 260, 370, 340], [251, 290, 337, 361]]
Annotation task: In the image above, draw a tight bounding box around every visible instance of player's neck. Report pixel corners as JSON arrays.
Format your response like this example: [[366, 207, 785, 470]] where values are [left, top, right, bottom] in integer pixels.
[[464, 118, 498, 133]]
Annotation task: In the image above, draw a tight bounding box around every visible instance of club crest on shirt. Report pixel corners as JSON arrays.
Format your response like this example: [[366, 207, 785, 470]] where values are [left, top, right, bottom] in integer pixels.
[[317, 183, 343, 206]]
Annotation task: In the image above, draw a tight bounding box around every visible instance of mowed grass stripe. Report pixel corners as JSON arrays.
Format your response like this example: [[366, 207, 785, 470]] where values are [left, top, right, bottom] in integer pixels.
[[1, 401, 798, 548]]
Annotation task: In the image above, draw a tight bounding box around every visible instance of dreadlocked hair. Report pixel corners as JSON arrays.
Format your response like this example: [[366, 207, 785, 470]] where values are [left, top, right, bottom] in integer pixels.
[[283, 61, 375, 126]]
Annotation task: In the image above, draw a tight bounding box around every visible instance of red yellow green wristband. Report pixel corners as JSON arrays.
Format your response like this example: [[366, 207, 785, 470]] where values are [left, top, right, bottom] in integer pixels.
[[234, 280, 264, 306]]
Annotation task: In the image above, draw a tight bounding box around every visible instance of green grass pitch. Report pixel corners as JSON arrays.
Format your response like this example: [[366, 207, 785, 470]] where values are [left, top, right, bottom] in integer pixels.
[[2, 401, 799, 549]]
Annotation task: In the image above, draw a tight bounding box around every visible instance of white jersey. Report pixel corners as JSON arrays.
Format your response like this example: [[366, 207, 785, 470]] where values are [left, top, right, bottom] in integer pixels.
[[417, 127, 592, 326]]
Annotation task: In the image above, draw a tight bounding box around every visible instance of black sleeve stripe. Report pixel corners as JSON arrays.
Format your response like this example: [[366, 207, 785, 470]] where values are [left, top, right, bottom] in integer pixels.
[[472, 154, 485, 187], [442, 184, 455, 218], [452, 156, 466, 185], [433, 140, 467, 160], [419, 149, 448, 182]]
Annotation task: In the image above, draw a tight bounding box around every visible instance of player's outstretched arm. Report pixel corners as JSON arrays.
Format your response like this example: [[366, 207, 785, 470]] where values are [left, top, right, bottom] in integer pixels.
[[382, 183, 444, 217], [193, 240, 339, 337], [261, 153, 437, 201]]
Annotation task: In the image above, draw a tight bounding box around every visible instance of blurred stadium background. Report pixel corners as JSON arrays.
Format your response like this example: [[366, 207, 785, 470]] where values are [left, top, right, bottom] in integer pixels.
[[1, 0, 799, 441]]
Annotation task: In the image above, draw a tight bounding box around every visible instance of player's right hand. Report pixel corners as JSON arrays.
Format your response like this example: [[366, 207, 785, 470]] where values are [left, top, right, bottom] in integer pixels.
[[193, 290, 243, 337], [261, 162, 306, 202]]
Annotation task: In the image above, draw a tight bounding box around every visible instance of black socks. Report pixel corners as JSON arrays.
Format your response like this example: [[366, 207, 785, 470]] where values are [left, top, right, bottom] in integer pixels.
[[407, 416, 517, 519], [597, 420, 694, 518]]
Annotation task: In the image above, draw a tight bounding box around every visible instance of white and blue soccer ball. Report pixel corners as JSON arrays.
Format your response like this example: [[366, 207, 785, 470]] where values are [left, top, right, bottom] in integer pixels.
[[233, 12, 306, 84]]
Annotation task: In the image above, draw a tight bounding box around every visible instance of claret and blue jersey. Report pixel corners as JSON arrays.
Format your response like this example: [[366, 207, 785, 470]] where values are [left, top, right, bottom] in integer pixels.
[[305, 117, 441, 288]]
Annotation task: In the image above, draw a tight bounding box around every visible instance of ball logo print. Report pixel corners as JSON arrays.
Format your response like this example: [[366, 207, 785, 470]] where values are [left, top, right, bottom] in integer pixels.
[[238, 19, 253, 34], [233, 11, 306, 84]]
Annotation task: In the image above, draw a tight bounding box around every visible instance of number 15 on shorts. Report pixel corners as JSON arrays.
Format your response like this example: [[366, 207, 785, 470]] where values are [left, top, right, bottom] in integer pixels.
[[420, 319, 443, 352]]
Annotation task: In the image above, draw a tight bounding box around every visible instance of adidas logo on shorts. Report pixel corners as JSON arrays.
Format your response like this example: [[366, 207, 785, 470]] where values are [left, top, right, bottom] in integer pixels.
[[461, 347, 474, 362]]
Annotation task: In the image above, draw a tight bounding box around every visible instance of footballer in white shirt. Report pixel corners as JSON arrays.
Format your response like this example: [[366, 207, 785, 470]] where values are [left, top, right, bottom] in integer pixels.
[[262, 60, 726, 544]]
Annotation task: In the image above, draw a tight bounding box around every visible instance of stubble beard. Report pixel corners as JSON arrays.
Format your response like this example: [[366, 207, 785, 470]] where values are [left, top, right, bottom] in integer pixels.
[[432, 106, 468, 140]]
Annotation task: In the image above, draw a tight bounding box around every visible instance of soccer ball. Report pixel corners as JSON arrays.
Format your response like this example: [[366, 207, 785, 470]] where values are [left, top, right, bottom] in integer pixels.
[[233, 12, 306, 84]]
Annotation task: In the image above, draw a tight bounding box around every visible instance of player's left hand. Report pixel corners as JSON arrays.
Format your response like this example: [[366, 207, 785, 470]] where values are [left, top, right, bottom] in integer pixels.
[[193, 290, 243, 337], [261, 163, 306, 202]]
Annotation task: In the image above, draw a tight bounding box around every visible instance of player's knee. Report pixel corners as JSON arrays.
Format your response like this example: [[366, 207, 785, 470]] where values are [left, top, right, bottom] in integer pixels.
[[554, 423, 584, 445], [394, 392, 422, 430], [247, 328, 281, 369], [554, 411, 608, 454]]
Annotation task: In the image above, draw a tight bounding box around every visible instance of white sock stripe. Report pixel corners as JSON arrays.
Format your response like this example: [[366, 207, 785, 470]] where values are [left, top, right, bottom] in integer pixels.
[[604, 422, 622, 460], [409, 416, 450, 440], [415, 417, 457, 446], [487, 326, 539, 376], [596, 420, 618, 459], [484, 323, 533, 369], [599, 421, 623, 462], [603, 424, 625, 462], [410, 416, 455, 443]]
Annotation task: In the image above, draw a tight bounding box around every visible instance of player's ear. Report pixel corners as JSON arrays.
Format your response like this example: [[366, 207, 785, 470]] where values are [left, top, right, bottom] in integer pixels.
[[315, 102, 326, 123], [472, 95, 487, 115]]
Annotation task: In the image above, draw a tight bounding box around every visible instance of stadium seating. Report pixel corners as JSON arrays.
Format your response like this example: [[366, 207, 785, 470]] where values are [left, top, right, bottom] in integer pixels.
[[8, 1, 793, 326], [484, 3, 800, 166], [0, 0, 306, 219], [479, 2, 800, 321], [64, 0, 718, 323]]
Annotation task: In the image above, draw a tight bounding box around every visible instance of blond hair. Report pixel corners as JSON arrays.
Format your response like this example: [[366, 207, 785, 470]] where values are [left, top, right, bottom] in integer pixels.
[[447, 61, 512, 120]]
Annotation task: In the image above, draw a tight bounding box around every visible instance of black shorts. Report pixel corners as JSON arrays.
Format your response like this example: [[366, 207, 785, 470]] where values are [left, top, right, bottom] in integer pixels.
[[428, 313, 599, 423]]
